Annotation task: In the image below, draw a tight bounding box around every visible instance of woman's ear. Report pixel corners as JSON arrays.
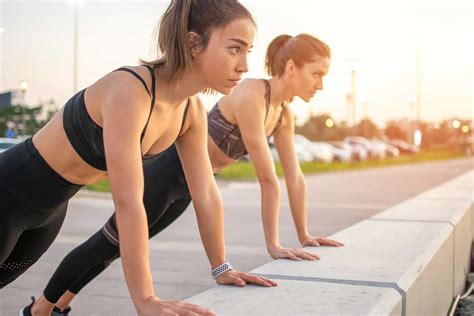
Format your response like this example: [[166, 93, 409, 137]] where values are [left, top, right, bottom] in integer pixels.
[[285, 59, 296, 76], [187, 31, 203, 58]]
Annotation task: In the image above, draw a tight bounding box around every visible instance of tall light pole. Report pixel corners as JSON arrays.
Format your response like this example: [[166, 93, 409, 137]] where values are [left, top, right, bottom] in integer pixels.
[[0, 26, 4, 91], [346, 58, 359, 127], [69, 0, 84, 93], [19, 80, 29, 105], [415, 35, 421, 124], [362, 96, 369, 138], [414, 35, 422, 147], [408, 94, 416, 143], [19, 80, 29, 135]]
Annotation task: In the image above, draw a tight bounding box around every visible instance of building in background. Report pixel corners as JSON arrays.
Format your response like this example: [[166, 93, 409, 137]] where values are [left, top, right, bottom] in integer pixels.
[[0, 90, 22, 109]]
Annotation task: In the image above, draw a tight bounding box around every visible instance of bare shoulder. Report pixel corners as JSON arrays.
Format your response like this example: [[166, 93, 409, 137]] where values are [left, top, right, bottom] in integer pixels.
[[179, 95, 207, 135], [227, 78, 267, 110], [91, 65, 153, 108]]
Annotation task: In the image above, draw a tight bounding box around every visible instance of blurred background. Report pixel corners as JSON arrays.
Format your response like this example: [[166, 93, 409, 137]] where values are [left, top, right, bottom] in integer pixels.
[[0, 0, 472, 166]]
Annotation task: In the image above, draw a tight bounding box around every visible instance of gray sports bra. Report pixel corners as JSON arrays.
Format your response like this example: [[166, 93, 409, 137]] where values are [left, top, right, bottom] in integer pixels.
[[207, 79, 284, 160]]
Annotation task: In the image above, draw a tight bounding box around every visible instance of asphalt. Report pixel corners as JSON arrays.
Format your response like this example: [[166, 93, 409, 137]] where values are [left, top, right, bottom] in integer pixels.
[[1, 157, 472, 315]]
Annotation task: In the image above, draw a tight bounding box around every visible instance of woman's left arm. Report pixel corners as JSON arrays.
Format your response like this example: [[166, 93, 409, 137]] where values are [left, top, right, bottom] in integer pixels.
[[176, 97, 277, 288], [273, 107, 344, 248]]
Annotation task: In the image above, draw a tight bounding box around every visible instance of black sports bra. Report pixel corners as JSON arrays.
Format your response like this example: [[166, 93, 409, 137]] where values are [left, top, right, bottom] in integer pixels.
[[63, 65, 190, 171]]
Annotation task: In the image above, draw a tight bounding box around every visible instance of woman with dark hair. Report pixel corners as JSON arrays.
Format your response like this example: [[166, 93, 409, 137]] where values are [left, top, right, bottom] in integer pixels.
[[0, 0, 276, 315], [33, 33, 342, 315]]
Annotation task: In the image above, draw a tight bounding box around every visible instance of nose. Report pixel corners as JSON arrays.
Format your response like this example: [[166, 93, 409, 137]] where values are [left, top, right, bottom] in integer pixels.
[[237, 55, 249, 74], [315, 77, 323, 91]]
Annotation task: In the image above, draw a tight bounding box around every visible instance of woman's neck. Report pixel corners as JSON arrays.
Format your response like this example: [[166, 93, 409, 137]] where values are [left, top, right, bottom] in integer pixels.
[[268, 76, 294, 107], [154, 69, 206, 107]]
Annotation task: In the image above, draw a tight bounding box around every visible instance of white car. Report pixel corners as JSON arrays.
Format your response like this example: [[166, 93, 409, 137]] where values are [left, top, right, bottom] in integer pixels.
[[294, 134, 333, 163], [294, 142, 314, 162], [371, 139, 400, 157], [309, 142, 334, 163], [0, 137, 21, 153], [268, 139, 313, 162], [326, 141, 354, 163], [344, 136, 384, 159]]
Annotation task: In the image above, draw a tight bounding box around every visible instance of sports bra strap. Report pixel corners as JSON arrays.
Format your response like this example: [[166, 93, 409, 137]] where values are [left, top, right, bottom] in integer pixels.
[[140, 65, 156, 142], [113, 67, 151, 97], [178, 98, 191, 135], [262, 79, 271, 123]]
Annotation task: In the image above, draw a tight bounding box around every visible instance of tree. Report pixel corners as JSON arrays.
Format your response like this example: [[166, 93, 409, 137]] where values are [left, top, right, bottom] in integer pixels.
[[353, 118, 380, 138], [295, 114, 341, 141], [0, 104, 57, 136], [384, 120, 406, 141]]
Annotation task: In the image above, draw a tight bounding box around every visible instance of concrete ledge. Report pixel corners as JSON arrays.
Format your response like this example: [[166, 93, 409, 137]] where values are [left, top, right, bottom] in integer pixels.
[[188, 280, 402, 316], [187, 171, 473, 315]]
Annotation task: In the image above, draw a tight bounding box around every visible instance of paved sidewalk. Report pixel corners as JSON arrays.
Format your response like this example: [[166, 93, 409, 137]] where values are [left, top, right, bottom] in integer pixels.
[[1, 158, 472, 315]]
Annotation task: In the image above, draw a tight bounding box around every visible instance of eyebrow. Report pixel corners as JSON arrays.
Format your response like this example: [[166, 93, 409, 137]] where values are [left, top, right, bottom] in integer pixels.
[[229, 38, 253, 49]]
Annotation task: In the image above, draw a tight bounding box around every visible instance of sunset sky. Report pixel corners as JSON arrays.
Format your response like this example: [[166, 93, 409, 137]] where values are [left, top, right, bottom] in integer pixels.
[[0, 0, 472, 126]]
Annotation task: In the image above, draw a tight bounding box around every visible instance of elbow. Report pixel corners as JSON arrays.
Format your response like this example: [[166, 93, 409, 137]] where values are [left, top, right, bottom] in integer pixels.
[[113, 195, 143, 217], [258, 173, 280, 193]]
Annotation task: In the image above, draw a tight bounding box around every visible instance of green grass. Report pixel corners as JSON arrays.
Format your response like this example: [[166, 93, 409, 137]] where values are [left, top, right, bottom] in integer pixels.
[[85, 149, 467, 191], [85, 178, 111, 192], [217, 149, 467, 180]]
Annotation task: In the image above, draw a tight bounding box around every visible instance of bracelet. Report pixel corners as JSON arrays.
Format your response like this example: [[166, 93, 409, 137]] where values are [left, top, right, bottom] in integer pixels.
[[211, 261, 233, 279]]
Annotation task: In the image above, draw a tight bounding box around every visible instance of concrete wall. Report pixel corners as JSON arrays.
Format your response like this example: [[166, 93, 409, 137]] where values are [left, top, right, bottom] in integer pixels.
[[187, 171, 473, 315]]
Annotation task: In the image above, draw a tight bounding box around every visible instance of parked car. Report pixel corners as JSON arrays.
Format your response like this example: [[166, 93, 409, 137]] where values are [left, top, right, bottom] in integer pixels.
[[371, 139, 400, 157], [268, 138, 314, 162], [294, 142, 315, 162], [326, 142, 353, 163], [0, 137, 21, 153], [344, 136, 385, 159], [329, 140, 367, 161], [294, 135, 333, 163], [389, 139, 420, 155], [310, 142, 334, 163]]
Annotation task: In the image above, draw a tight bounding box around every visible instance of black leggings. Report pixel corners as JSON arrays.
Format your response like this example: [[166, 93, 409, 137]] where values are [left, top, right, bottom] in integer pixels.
[[0, 139, 82, 288], [43, 145, 191, 303]]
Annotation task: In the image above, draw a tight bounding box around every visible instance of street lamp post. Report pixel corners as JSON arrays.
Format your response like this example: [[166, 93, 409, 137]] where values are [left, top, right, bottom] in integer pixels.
[[0, 26, 4, 90], [362, 97, 369, 138], [408, 94, 416, 144], [19, 80, 29, 135], [346, 58, 359, 127], [69, 0, 84, 93]]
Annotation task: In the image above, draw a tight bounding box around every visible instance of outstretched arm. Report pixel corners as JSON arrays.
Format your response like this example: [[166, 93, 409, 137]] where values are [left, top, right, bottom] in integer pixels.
[[176, 96, 276, 288], [273, 107, 343, 248]]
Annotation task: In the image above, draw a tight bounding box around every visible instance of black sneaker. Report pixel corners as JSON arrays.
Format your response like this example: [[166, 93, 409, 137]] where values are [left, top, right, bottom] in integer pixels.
[[18, 296, 71, 316], [18, 296, 35, 316], [52, 305, 71, 316]]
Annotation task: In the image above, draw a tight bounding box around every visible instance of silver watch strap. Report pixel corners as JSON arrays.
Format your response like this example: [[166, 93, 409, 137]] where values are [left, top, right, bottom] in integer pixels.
[[211, 261, 233, 279]]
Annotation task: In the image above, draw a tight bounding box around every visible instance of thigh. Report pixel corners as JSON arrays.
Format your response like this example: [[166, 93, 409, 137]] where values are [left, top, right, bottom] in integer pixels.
[[0, 188, 48, 264], [149, 198, 192, 238], [0, 202, 67, 287]]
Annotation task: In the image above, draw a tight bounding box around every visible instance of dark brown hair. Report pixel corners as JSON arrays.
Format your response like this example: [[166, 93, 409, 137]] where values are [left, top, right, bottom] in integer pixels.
[[142, 0, 255, 82], [265, 34, 331, 77]]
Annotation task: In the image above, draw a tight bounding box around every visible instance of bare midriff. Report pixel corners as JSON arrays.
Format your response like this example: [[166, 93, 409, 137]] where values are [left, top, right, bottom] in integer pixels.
[[207, 135, 238, 174], [32, 107, 107, 185]]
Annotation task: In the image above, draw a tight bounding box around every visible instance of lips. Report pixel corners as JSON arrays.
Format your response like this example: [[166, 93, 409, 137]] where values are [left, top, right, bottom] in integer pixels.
[[228, 78, 241, 86]]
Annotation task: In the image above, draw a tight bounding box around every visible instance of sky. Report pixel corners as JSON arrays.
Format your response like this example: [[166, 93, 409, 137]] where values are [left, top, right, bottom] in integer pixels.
[[0, 0, 472, 126]]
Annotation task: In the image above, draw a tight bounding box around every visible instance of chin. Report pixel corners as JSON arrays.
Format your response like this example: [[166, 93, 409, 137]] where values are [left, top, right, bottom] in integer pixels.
[[215, 85, 235, 95], [300, 96, 311, 103]]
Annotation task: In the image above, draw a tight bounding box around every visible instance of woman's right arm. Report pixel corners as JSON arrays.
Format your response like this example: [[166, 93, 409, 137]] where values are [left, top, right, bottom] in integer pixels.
[[230, 83, 281, 255], [232, 82, 315, 261], [101, 75, 212, 316]]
